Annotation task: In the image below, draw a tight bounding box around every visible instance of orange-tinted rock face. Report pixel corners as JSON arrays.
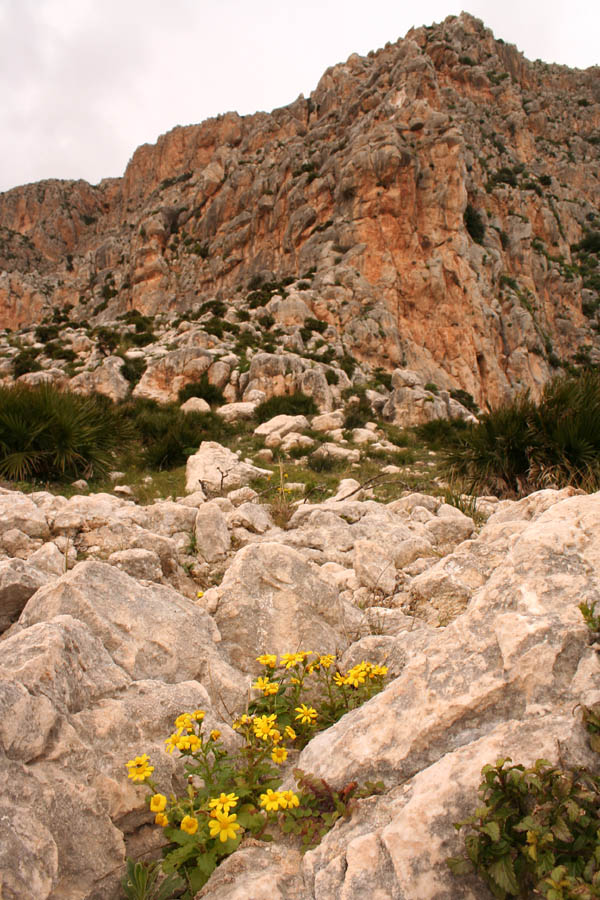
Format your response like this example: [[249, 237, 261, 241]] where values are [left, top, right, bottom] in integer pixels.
[[1, 12, 599, 404]]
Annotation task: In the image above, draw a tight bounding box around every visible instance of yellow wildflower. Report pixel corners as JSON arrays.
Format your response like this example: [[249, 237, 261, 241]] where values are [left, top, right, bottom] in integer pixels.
[[370, 664, 388, 677], [232, 713, 251, 730], [180, 815, 198, 835], [149, 794, 167, 813], [270, 729, 282, 744], [271, 746, 288, 764], [209, 730, 221, 742], [345, 667, 367, 688], [154, 812, 168, 827], [259, 789, 282, 812], [263, 681, 279, 696], [256, 653, 277, 668], [279, 789, 300, 809], [253, 714, 278, 741], [294, 704, 317, 725], [319, 654, 335, 669], [333, 672, 346, 686], [196, 590, 204, 598], [209, 792, 239, 814], [175, 713, 193, 733], [126, 754, 154, 782], [164, 733, 179, 754], [192, 709, 206, 721], [176, 733, 201, 752], [284, 725, 297, 741], [280, 652, 304, 669], [208, 810, 241, 843], [252, 676, 271, 692]]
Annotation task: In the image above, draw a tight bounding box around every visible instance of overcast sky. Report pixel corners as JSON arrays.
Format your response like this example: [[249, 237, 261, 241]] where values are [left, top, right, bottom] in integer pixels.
[[0, 0, 597, 194]]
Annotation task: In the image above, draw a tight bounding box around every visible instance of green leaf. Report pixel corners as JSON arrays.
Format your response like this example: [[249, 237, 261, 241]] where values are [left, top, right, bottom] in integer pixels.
[[446, 857, 474, 876], [551, 816, 573, 843], [186, 850, 217, 888], [161, 842, 199, 872], [488, 855, 519, 895], [481, 822, 502, 842]]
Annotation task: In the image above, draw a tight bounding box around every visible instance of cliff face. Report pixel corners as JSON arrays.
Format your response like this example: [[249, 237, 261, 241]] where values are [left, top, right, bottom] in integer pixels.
[[1, 12, 599, 405]]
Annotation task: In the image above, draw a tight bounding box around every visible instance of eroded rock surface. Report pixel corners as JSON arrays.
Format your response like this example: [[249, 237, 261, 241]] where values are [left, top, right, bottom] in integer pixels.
[[1, 481, 599, 899]]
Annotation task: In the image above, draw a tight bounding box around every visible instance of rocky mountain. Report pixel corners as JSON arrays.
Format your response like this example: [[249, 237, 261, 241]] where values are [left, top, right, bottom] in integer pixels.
[[1, 12, 599, 408]]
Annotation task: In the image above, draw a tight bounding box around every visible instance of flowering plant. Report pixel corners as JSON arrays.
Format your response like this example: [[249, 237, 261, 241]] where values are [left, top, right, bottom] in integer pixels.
[[249, 650, 388, 746], [124, 652, 388, 896]]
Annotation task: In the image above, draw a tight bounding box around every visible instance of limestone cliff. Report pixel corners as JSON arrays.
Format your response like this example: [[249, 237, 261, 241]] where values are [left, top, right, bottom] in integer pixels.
[[1, 12, 599, 405]]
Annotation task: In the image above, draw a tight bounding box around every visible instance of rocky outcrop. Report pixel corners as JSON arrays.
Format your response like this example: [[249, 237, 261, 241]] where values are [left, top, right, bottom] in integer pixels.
[[1, 12, 599, 406], [1, 476, 599, 898]]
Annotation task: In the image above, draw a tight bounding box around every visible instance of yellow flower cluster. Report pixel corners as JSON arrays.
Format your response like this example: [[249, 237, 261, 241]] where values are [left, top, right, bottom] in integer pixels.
[[252, 675, 279, 696], [126, 754, 154, 782], [335, 661, 388, 687], [150, 793, 169, 827], [253, 713, 280, 742], [259, 789, 300, 812], [255, 651, 314, 670], [164, 709, 211, 754]]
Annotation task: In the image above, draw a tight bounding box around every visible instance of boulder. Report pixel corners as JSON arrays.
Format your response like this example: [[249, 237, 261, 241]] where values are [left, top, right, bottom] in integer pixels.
[[227, 501, 274, 534], [0, 559, 49, 632], [194, 502, 231, 561], [0, 491, 50, 539], [311, 442, 361, 463], [213, 542, 366, 672], [254, 414, 310, 443], [215, 401, 258, 422], [18, 561, 246, 706], [180, 396, 211, 414], [133, 348, 213, 403], [68, 356, 130, 403], [108, 548, 163, 582], [185, 441, 270, 494]]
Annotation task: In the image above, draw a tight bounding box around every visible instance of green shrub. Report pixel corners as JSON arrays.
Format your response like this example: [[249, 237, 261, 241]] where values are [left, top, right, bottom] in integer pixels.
[[123, 399, 231, 470], [338, 353, 356, 378], [424, 382, 439, 394], [464, 204, 486, 244], [34, 324, 60, 342], [119, 356, 146, 387], [93, 327, 120, 354], [254, 392, 319, 423], [450, 388, 479, 415], [343, 392, 371, 429], [442, 372, 600, 496], [177, 375, 225, 408], [307, 454, 343, 473], [373, 368, 392, 390], [200, 299, 226, 317], [415, 417, 468, 450], [448, 758, 600, 899], [12, 347, 42, 377], [45, 341, 77, 362], [325, 369, 339, 386], [0, 383, 130, 481], [305, 317, 327, 334]]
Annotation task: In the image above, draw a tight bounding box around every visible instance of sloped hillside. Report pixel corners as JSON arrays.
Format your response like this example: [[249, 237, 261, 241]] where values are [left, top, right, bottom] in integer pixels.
[[0, 12, 599, 406]]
